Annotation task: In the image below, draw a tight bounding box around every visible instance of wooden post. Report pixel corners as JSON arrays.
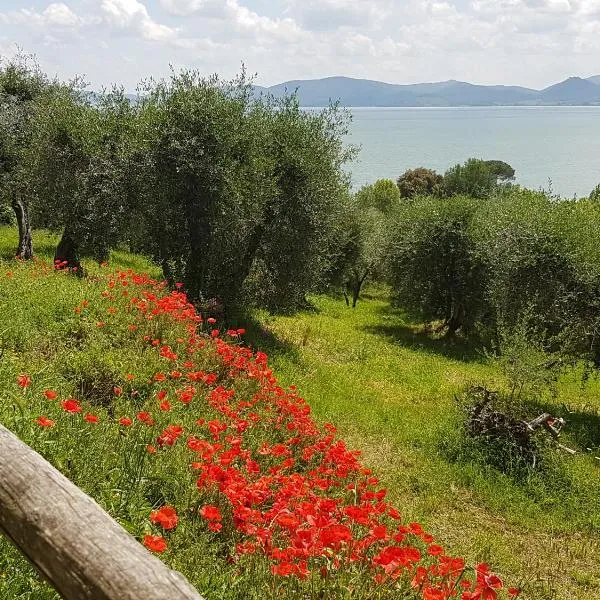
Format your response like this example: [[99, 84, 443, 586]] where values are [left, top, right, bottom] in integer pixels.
[[0, 425, 204, 600]]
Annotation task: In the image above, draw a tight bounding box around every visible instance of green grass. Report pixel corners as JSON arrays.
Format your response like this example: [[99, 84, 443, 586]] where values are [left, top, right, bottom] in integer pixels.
[[1, 226, 599, 599], [249, 294, 600, 600]]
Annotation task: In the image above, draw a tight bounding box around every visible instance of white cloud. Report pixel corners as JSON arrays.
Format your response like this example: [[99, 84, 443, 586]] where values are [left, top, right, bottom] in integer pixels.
[[101, 0, 176, 40], [1, 0, 599, 91], [287, 0, 390, 31], [0, 3, 83, 28]]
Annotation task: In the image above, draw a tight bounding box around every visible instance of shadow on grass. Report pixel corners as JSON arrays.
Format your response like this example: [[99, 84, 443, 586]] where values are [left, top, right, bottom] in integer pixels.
[[238, 314, 301, 363], [363, 304, 485, 363]]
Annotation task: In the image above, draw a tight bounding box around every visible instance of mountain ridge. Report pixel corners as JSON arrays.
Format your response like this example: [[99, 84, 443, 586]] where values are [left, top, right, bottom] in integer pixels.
[[253, 75, 600, 107]]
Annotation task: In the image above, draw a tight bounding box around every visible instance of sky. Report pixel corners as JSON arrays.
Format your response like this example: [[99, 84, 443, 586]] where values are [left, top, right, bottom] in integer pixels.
[[0, 0, 599, 91]]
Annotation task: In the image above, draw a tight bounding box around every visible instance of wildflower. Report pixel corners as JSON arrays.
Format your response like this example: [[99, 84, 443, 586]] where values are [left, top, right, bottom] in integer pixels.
[[150, 506, 178, 530], [428, 544, 444, 556], [36, 416, 55, 428], [272, 562, 294, 577], [61, 399, 82, 414], [199, 505, 222, 521], [207, 317, 217, 324], [44, 390, 58, 400], [17, 374, 31, 388], [84, 413, 99, 424], [137, 411, 155, 426], [113, 386, 123, 396], [146, 445, 157, 454], [160, 401, 171, 412], [143, 535, 167, 553], [119, 417, 133, 427]]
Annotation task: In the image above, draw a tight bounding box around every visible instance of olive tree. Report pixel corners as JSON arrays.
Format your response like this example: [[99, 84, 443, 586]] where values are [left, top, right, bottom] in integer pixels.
[[0, 55, 52, 258], [132, 70, 353, 315], [387, 195, 486, 335]]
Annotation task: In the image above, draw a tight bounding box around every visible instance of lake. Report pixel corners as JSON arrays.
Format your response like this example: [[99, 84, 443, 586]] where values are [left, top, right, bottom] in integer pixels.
[[345, 106, 600, 198]]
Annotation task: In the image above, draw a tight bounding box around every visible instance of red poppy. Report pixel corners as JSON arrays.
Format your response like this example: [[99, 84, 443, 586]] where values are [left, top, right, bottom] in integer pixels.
[[119, 417, 133, 426], [150, 506, 178, 530], [17, 374, 31, 388], [137, 411, 155, 426], [44, 390, 57, 400], [113, 386, 123, 396], [36, 416, 55, 428], [84, 413, 99, 424], [143, 535, 167, 553], [199, 505, 222, 521], [61, 399, 82, 414]]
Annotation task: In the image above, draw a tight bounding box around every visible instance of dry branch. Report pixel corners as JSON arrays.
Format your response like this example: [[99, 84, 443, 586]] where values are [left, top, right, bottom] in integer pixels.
[[0, 424, 204, 600]]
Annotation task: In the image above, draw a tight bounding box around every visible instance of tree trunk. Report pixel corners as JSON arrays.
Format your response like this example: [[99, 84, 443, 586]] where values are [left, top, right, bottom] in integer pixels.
[[55, 229, 84, 277], [445, 300, 465, 337], [12, 196, 33, 260], [0, 424, 204, 600]]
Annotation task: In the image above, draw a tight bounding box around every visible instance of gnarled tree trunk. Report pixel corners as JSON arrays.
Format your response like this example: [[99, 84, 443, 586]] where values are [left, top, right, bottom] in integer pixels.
[[12, 195, 33, 260]]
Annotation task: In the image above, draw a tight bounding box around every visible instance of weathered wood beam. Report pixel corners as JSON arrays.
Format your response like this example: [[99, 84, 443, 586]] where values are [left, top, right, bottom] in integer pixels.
[[0, 424, 204, 600]]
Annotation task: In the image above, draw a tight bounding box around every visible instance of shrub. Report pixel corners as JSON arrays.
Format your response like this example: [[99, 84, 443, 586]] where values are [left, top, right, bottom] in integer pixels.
[[396, 167, 443, 199], [443, 159, 498, 199]]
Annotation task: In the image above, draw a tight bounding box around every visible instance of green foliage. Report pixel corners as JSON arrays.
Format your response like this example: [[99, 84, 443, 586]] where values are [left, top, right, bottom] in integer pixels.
[[483, 160, 515, 182], [355, 178, 400, 212], [396, 167, 443, 199], [326, 180, 398, 307], [387, 195, 486, 333], [589, 183, 600, 202], [387, 188, 600, 367], [443, 158, 499, 199], [131, 71, 352, 313]]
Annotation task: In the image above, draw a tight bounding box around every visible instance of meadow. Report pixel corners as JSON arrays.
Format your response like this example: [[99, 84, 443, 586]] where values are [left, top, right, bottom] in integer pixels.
[[1, 227, 599, 600]]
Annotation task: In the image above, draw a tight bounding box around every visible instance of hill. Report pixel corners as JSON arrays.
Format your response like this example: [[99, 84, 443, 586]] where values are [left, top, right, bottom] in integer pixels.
[[255, 75, 600, 107], [540, 77, 600, 103]]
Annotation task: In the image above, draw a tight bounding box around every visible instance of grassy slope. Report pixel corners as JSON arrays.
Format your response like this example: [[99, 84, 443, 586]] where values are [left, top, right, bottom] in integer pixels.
[[1, 227, 599, 599], [250, 295, 600, 600]]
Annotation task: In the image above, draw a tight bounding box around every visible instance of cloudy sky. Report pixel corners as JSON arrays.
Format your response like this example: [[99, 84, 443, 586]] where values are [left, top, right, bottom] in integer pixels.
[[0, 0, 599, 90]]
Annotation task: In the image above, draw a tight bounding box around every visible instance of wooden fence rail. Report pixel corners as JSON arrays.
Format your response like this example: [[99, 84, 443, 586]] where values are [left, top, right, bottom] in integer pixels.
[[0, 424, 204, 600]]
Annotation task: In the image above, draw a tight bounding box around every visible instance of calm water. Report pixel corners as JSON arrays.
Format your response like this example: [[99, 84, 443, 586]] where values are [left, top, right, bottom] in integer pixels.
[[345, 106, 600, 198]]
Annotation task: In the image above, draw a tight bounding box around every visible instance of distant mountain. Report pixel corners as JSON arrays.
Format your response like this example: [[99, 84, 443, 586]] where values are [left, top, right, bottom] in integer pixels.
[[254, 76, 600, 107], [540, 77, 600, 103]]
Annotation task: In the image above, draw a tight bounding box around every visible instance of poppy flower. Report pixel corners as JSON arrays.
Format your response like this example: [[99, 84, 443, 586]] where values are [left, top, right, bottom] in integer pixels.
[[119, 417, 133, 427], [199, 505, 222, 521], [17, 374, 31, 388], [36, 416, 55, 428], [150, 506, 178, 530], [61, 399, 82, 414], [44, 390, 57, 400], [113, 386, 123, 396], [84, 413, 99, 424], [143, 535, 167, 553]]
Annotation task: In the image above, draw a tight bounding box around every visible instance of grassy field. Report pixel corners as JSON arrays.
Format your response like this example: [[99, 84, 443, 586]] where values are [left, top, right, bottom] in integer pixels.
[[248, 294, 600, 600], [1, 227, 599, 599]]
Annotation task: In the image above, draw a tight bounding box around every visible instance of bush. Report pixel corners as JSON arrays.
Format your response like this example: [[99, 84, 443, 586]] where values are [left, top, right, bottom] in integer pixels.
[[443, 158, 499, 199], [396, 167, 443, 199]]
